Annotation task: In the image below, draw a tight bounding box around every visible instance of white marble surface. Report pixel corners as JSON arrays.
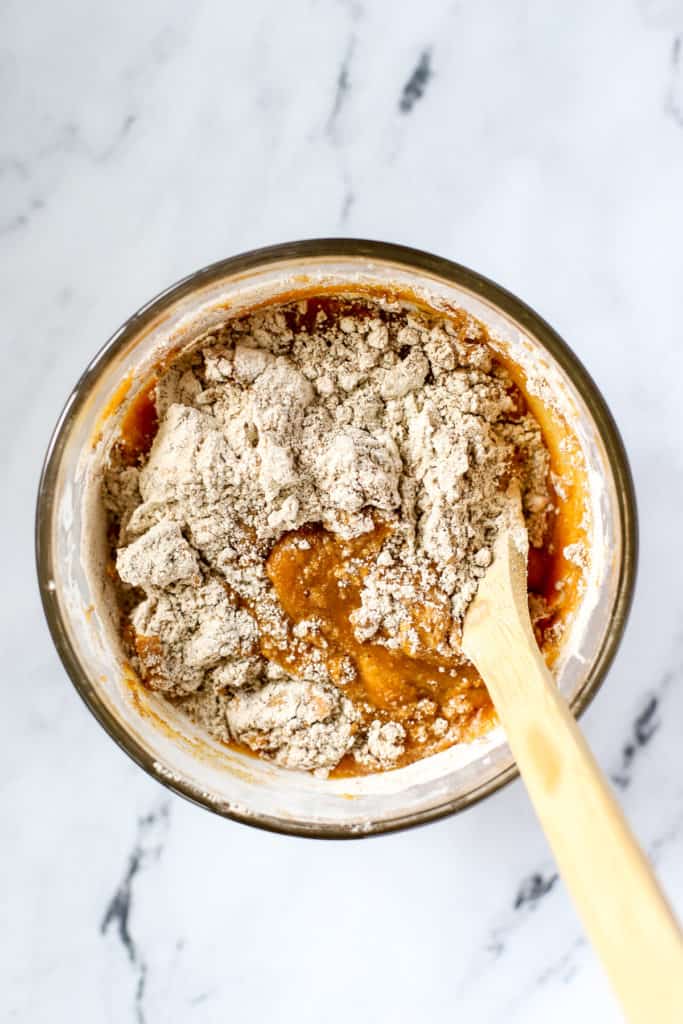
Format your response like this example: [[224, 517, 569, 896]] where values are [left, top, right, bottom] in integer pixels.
[[3, 0, 683, 1020]]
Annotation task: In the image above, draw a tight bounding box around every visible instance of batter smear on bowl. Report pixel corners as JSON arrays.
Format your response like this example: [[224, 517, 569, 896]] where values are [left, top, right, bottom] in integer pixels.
[[102, 293, 587, 776]]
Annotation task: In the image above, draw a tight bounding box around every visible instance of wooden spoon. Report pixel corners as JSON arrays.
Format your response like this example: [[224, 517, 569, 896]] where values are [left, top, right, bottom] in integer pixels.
[[461, 486, 683, 1023]]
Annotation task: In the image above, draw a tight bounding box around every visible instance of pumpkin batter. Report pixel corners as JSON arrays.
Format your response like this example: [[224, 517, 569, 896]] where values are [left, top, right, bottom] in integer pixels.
[[101, 289, 588, 776]]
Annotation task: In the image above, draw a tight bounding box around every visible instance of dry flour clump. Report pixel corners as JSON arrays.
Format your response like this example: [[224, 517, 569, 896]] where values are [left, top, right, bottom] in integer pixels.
[[103, 295, 553, 775], [226, 678, 359, 773]]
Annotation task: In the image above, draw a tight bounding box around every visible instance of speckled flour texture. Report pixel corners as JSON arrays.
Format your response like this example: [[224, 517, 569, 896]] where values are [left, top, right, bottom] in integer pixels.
[[103, 296, 551, 775]]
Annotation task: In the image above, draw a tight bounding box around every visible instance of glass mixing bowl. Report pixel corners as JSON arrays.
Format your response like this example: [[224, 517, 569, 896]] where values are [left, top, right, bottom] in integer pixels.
[[35, 240, 637, 838]]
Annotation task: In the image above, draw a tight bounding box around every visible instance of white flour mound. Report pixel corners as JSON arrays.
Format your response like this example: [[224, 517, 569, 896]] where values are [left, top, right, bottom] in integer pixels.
[[103, 297, 551, 775]]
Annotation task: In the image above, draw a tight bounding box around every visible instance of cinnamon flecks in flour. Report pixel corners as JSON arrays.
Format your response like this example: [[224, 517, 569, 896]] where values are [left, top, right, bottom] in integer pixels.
[[102, 293, 578, 776]]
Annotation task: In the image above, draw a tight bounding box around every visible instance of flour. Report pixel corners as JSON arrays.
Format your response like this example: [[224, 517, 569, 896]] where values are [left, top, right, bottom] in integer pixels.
[[128, 577, 259, 696], [226, 678, 359, 773], [117, 519, 200, 588], [103, 295, 552, 775], [354, 720, 407, 769]]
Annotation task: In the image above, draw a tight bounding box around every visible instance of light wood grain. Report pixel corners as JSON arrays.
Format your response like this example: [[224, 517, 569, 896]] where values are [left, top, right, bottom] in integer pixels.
[[462, 489, 683, 1024]]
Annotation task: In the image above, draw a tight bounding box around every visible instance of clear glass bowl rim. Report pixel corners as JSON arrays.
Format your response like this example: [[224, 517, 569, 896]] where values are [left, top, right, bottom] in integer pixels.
[[35, 238, 638, 838]]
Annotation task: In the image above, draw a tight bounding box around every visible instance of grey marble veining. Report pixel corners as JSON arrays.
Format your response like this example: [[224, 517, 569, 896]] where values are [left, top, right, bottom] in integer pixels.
[[3, 1, 683, 1021]]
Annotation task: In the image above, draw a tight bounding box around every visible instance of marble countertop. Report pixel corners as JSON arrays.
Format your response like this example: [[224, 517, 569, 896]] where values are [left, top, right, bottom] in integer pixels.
[[3, 0, 683, 1020]]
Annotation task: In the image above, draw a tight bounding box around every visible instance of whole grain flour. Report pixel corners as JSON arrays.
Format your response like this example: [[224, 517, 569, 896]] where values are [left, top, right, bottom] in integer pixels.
[[103, 295, 551, 775]]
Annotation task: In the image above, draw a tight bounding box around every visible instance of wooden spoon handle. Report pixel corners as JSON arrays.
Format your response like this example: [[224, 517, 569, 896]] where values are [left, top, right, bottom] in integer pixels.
[[464, 614, 683, 1022]]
